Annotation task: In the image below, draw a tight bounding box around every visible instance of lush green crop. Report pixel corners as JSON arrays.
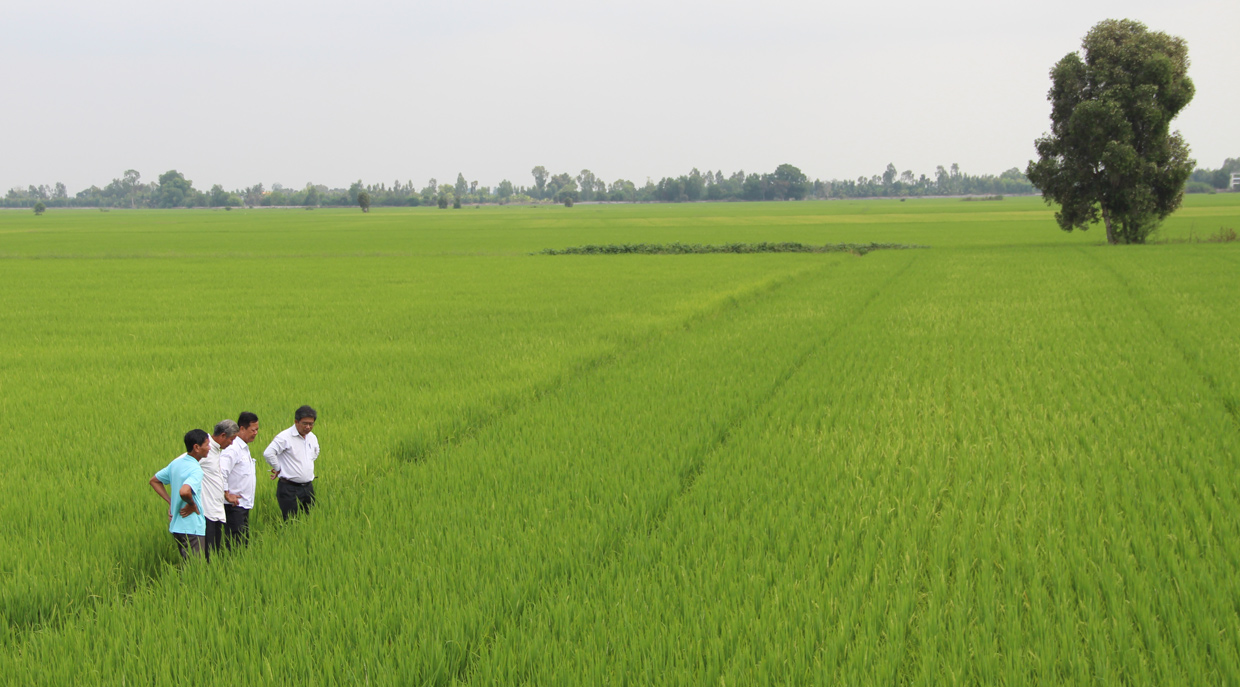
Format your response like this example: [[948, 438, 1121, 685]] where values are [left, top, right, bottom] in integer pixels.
[[1, 196, 1238, 684]]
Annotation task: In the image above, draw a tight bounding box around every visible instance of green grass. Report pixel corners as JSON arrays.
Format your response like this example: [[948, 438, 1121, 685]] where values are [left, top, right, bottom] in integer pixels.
[[1, 196, 1238, 684]]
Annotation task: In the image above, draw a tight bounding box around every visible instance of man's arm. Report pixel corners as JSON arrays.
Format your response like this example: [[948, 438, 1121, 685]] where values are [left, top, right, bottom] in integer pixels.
[[177, 484, 198, 518], [149, 476, 171, 505], [219, 446, 234, 483], [263, 435, 283, 479], [218, 449, 241, 504]]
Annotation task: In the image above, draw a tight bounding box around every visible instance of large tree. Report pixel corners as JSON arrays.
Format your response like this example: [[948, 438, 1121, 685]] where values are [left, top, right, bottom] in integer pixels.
[[771, 164, 809, 200], [1026, 19, 1195, 244], [156, 170, 195, 208]]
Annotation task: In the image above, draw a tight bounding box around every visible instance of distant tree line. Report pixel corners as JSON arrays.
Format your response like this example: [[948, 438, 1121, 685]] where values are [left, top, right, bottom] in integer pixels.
[[1186, 158, 1240, 193], [6, 162, 1058, 210]]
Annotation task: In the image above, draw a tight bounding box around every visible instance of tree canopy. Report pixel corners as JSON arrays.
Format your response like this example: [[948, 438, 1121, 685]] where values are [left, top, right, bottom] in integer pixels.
[[155, 170, 195, 209], [4, 161, 1043, 210], [1026, 19, 1195, 244]]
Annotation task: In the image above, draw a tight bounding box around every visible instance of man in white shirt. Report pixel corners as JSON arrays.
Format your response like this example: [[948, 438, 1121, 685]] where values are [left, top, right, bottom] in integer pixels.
[[263, 405, 320, 521], [203, 420, 238, 561], [220, 411, 259, 549]]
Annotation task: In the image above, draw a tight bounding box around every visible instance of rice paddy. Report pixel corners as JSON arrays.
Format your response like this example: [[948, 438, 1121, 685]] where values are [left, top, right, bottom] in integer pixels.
[[1, 195, 1238, 684]]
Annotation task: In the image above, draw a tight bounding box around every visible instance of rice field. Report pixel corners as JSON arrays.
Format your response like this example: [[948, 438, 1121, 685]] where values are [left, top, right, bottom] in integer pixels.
[[1, 196, 1238, 684]]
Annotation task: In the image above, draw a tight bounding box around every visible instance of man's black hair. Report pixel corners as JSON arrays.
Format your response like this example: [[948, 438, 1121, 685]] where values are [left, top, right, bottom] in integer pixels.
[[295, 405, 317, 422], [238, 411, 259, 428], [184, 429, 209, 453]]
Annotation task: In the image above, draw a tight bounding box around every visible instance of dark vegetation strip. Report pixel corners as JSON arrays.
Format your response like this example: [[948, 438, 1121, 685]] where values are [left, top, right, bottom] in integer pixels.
[[1153, 226, 1237, 244], [538, 241, 927, 256]]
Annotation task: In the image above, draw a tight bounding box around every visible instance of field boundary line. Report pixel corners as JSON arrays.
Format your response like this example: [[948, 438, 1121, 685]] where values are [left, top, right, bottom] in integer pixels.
[[454, 253, 920, 685]]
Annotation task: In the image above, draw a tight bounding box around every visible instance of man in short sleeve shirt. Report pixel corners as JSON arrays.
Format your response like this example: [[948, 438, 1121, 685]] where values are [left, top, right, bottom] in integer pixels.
[[149, 429, 210, 561], [263, 405, 320, 521]]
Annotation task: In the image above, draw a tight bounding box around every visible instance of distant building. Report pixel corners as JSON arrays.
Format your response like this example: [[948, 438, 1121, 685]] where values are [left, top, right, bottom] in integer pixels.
[[1232, 172, 1240, 190]]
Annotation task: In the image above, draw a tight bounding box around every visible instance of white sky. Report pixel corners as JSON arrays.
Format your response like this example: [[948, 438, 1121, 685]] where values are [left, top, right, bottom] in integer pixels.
[[3, 0, 1236, 193]]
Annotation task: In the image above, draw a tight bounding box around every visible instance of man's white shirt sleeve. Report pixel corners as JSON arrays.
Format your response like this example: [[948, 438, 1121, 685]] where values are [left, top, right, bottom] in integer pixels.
[[200, 439, 227, 523], [263, 433, 284, 473], [220, 446, 235, 484], [221, 439, 256, 509]]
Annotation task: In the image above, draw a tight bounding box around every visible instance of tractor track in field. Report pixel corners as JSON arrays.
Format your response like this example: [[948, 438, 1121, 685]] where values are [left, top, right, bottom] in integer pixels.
[[390, 262, 828, 467], [452, 252, 920, 685], [646, 253, 919, 538], [1076, 246, 1240, 583], [440, 260, 840, 685], [1077, 246, 1240, 432], [0, 262, 837, 653]]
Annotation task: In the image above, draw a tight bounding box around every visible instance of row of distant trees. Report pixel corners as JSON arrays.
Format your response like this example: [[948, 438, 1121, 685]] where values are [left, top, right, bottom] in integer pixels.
[[1, 159, 1229, 210], [1186, 158, 1240, 193]]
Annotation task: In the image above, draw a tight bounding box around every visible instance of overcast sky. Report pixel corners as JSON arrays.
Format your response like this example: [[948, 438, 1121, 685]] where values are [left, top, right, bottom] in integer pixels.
[[3, 0, 1235, 193]]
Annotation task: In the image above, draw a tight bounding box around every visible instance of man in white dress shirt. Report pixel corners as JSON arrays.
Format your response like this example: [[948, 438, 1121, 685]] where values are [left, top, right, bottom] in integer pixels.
[[263, 405, 320, 521], [220, 411, 259, 549], [203, 420, 237, 561]]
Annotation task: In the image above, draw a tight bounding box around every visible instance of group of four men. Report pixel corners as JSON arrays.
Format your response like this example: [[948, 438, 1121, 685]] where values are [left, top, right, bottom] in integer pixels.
[[148, 405, 322, 561]]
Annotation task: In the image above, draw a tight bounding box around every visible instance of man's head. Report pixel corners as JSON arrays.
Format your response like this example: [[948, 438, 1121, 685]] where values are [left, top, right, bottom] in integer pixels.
[[294, 405, 317, 437], [184, 429, 210, 459], [213, 419, 239, 450], [237, 411, 259, 444]]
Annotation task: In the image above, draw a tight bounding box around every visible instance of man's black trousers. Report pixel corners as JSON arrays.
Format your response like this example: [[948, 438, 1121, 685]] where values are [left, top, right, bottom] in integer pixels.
[[204, 519, 223, 562], [172, 533, 204, 561], [224, 504, 250, 549], [276, 479, 315, 521]]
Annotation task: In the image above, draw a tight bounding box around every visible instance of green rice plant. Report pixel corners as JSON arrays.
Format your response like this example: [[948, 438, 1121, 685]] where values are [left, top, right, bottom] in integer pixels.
[[0, 196, 1237, 684], [0, 247, 819, 644], [462, 245, 1240, 685]]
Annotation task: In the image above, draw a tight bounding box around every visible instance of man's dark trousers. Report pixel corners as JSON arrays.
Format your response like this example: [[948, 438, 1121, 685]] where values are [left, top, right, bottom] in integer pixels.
[[223, 504, 250, 549], [277, 478, 315, 521], [172, 533, 205, 561], [204, 519, 223, 562]]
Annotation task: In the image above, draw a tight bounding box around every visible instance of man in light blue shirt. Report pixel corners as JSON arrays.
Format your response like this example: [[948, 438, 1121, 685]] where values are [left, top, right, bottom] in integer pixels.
[[149, 429, 210, 561]]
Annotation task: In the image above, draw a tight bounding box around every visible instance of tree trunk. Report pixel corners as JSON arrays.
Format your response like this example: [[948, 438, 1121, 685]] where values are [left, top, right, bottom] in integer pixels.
[[1102, 207, 1117, 244]]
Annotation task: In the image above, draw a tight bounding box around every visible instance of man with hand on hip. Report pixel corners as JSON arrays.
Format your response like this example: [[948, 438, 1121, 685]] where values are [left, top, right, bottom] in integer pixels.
[[149, 429, 210, 561], [220, 411, 259, 549], [263, 405, 320, 521], [202, 420, 237, 561]]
